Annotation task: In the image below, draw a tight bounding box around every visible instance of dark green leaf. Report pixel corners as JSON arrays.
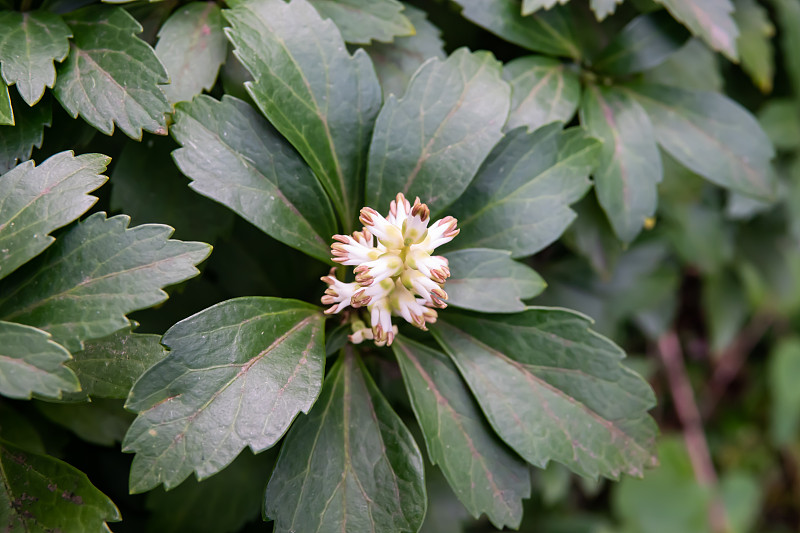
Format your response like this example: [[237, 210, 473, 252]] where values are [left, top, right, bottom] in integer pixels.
[[0, 212, 211, 352], [171, 95, 335, 261], [771, 0, 800, 94], [124, 297, 325, 492], [702, 271, 748, 355], [55, 6, 170, 138], [448, 124, 598, 257], [36, 399, 134, 446], [225, 0, 381, 228], [111, 136, 234, 244], [0, 320, 79, 400], [642, 38, 723, 91], [503, 55, 580, 132], [265, 348, 426, 533], [394, 337, 530, 529], [443, 248, 546, 312], [67, 327, 167, 399], [155, 2, 227, 104], [0, 11, 71, 106], [452, 0, 581, 58], [581, 85, 662, 243], [366, 5, 445, 98], [733, 0, 775, 93], [366, 48, 509, 215], [0, 403, 45, 453], [758, 99, 800, 151], [0, 151, 108, 281], [663, 203, 733, 274], [769, 337, 800, 446], [0, 439, 120, 532], [593, 11, 689, 75], [0, 84, 12, 125], [563, 195, 624, 279], [432, 308, 658, 479], [310, 0, 414, 44], [653, 0, 739, 60], [626, 83, 776, 200], [0, 95, 51, 174]]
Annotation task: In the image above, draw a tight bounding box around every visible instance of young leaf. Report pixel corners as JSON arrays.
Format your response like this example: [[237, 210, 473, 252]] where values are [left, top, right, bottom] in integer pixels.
[[0, 95, 51, 173], [0, 212, 211, 353], [265, 348, 426, 533], [309, 0, 414, 44], [0, 11, 71, 106], [366, 5, 446, 98], [0, 439, 121, 532], [592, 11, 690, 76], [123, 297, 325, 492], [431, 308, 658, 480], [580, 85, 662, 243], [224, 0, 381, 229], [443, 248, 546, 313], [652, 0, 739, 61], [55, 6, 170, 138], [626, 83, 776, 200], [171, 95, 336, 262], [67, 327, 167, 399], [0, 320, 79, 400], [503, 55, 581, 132], [366, 48, 510, 215], [447, 124, 598, 257], [0, 151, 108, 281], [0, 84, 12, 125], [393, 337, 530, 529], [155, 2, 227, 104], [733, 0, 775, 93], [452, 0, 581, 58]]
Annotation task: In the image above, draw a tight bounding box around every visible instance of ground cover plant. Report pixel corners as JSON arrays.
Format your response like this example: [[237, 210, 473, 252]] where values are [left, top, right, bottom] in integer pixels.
[[0, 0, 799, 531]]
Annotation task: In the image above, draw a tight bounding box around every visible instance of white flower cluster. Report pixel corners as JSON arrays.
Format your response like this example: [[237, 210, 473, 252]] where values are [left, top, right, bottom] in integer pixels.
[[321, 193, 459, 346]]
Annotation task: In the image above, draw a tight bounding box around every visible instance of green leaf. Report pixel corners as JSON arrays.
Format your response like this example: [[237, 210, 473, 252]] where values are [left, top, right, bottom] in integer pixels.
[[0, 84, 12, 125], [0, 403, 45, 453], [580, 85, 662, 243], [0, 11, 71, 106], [443, 248, 546, 313], [431, 308, 658, 479], [0, 439, 120, 532], [393, 337, 530, 529], [0, 212, 211, 352], [593, 11, 689, 76], [758, 99, 800, 151], [591, 0, 623, 20], [626, 83, 776, 201], [366, 5, 445, 98], [642, 38, 723, 91], [36, 399, 134, 446], [563, 195, 623, 279], [771, 0, 800, 95], [521, 0, 568, 15], [503, 55, 580, 132], [0, 151, 108, 281], [452, 0, 581, 58], [309, 0, 414, 44], [0, 320, 79, 400], [155, 2, 227, 104], [55, 6, 170, 138], [111, 136, 234, 244], [768, 337, 800, 446], [171, 95, 336, 261], [366, 48, 510, 215], [653, 0, 739, 60], [67, 327, 167, 399], [224, 0, 381, 229], [663, 203, 733, 274], [265, 348, 426, 533], [123, 297, 325, 492], [448, 123, 597, 257], [0, 95, 51, 174], [733, 0, 775, 93]]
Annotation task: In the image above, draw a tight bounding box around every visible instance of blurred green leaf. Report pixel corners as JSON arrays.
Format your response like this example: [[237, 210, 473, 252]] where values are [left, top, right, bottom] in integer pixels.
[[702, 270, 748, 355], [770, 0, 800, 95], [0, 151, 108, 281], [653, 0, 739, 60], [225, 0, 381, 228], [720, 471, 762, 533], [769, 337, 800, 446], [733, 0, 775, 93], [0, 11, 71, 106], [662, 203, 733, 274], [503, 55, 581, 132], [265, 349, 426, 533], [757, 99, 800, 151], [581, 85, 661, 242], [155, 2, 227, 104], [367, 48, 509, 215], [0, 95, 51, 174], [443, 248, 546, 313], [36, 399, 134, 446], [642, 38, 722, 91], [448, 123, 597, 257], [0, 403, 45, 453], [309, 0, 414, 44]]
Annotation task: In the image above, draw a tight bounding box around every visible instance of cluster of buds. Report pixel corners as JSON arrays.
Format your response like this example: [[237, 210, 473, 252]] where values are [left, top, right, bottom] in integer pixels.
[[321, 193, 459, 346]]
